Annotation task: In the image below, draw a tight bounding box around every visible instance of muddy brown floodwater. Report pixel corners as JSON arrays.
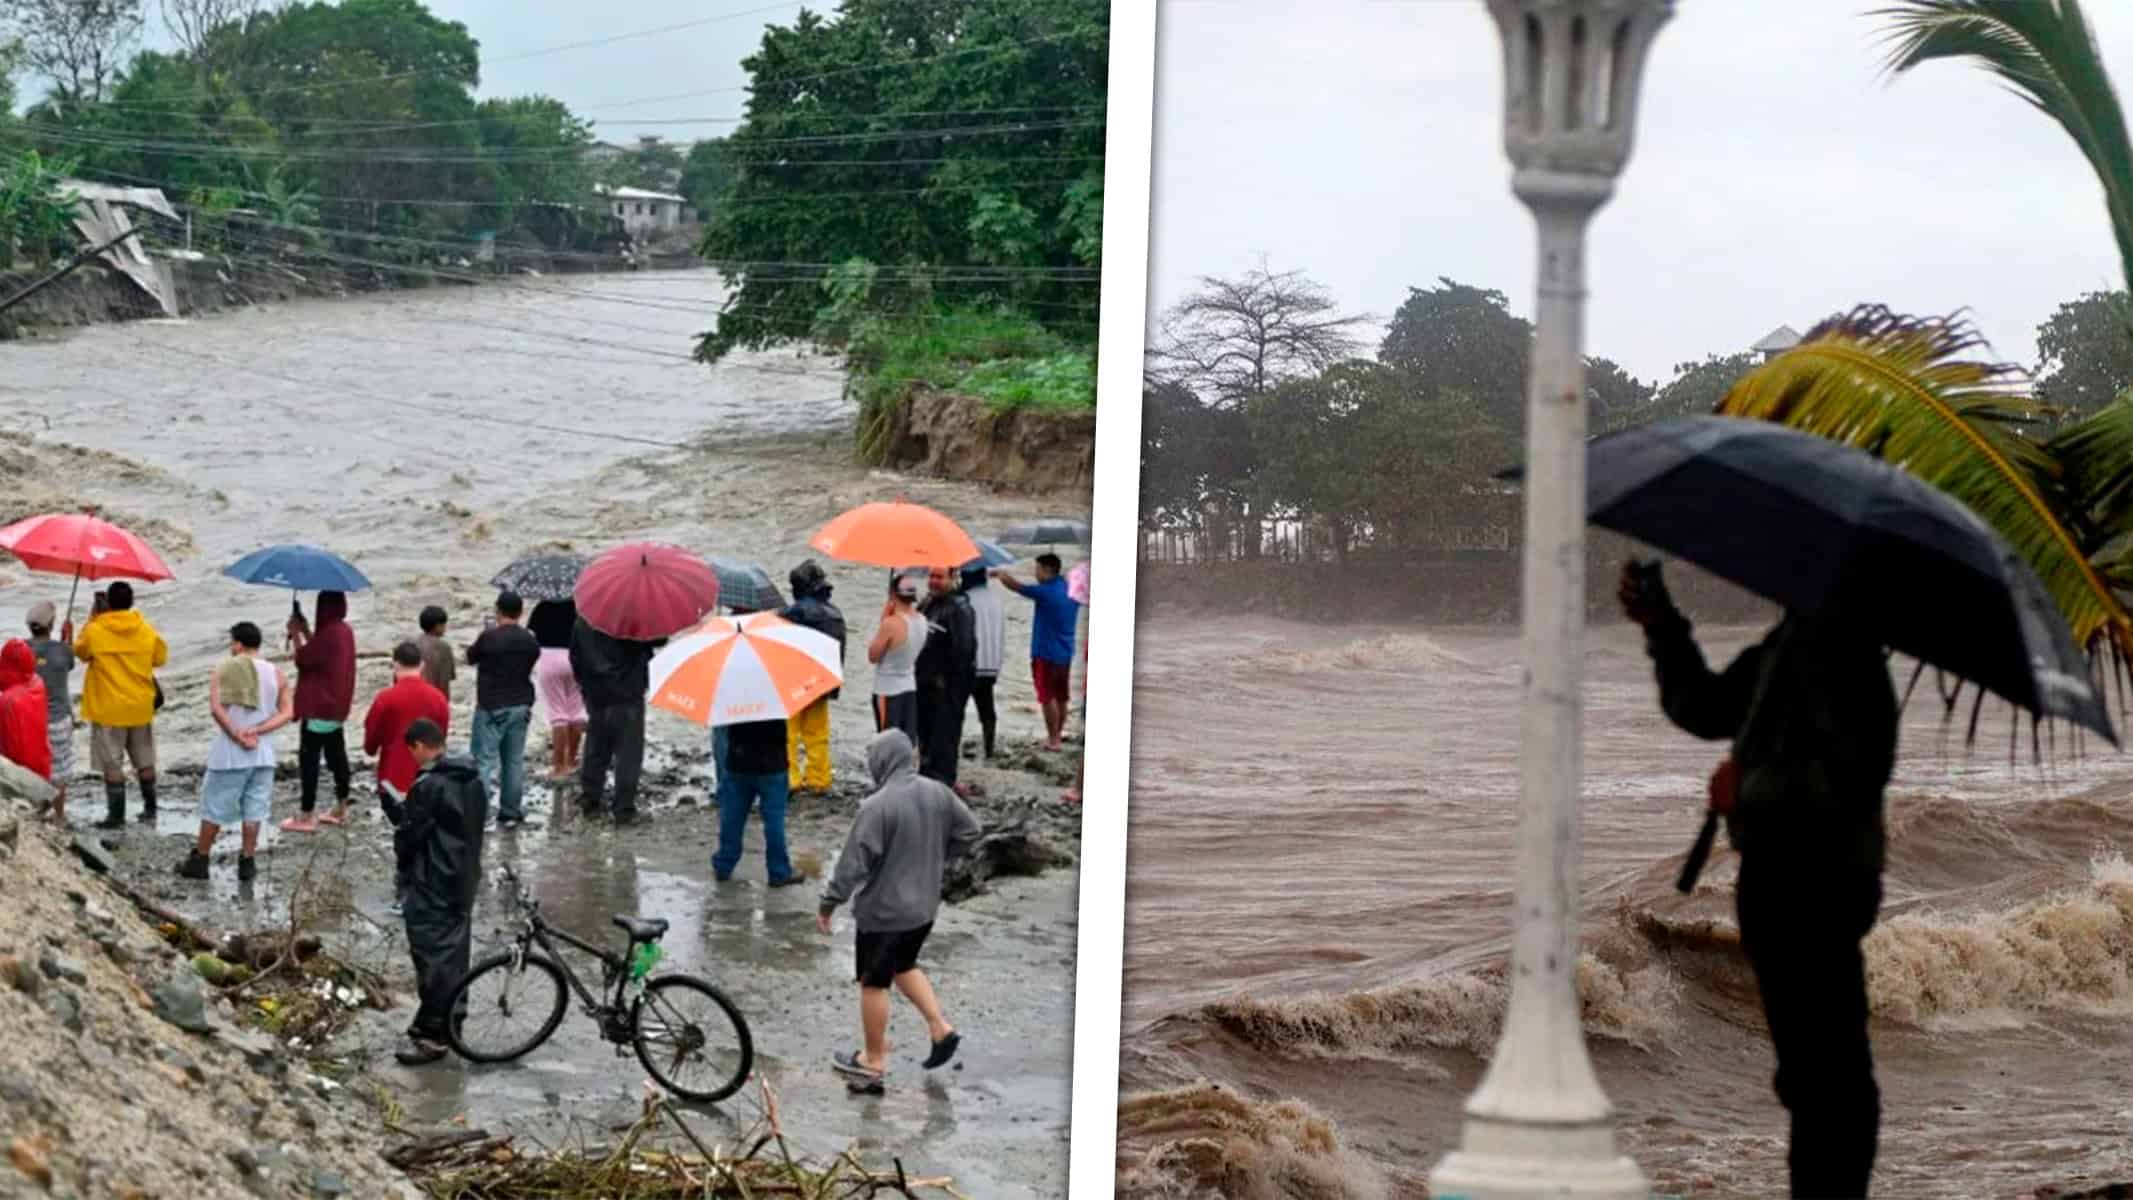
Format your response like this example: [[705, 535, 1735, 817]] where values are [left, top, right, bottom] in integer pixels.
[[0, 271, 1089, 1199], [1118, 611, 2133, 1199]]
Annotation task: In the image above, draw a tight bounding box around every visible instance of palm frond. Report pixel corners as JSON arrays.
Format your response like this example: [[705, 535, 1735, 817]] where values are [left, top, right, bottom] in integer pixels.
[[1718, 304, 2133, 659], [1877, 0, 2133, 296], [2045, 388, 2133, 549]]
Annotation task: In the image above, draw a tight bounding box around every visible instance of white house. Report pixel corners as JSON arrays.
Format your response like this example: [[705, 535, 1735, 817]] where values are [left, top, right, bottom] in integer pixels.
[[594, 185, 695, 237], [1752, 324, 1802, 361]]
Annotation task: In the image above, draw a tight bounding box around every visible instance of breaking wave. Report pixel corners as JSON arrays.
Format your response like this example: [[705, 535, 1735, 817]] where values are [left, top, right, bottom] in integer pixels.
[[1865, 853, 2133, 1028], [1115, 1083, 1387, 1200], [1263, 633, 1478, 675], [1197, 953, 1676, 1060]]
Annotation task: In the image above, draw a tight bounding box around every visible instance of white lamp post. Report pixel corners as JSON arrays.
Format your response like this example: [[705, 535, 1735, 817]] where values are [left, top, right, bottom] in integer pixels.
[[1429, 2, 1670, 1197]]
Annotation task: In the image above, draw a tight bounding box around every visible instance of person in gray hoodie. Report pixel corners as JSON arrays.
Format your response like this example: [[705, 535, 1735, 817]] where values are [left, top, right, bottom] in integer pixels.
[[817, 728, 982, 1091]]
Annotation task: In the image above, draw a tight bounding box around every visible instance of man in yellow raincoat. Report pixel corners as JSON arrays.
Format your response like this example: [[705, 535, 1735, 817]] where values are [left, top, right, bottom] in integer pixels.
[[74, 581, 169, 830]]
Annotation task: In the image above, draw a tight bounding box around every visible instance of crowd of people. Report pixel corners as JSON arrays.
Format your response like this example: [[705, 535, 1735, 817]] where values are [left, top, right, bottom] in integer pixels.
[[0, 551, 1083, 1083]]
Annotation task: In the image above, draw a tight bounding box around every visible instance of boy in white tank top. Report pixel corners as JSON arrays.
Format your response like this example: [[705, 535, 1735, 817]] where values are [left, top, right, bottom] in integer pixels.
[[179, 621, 296, 883]]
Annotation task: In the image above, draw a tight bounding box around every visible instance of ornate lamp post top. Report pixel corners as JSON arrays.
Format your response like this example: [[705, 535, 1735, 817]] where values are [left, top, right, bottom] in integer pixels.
[[1486, 0, 1672, 201]]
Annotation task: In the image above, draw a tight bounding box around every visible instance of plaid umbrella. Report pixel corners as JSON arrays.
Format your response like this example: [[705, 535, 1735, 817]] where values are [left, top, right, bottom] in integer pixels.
[[708, 556, 785, 613], [995, 518, 1091, 547], [492, 552, 591, 603]]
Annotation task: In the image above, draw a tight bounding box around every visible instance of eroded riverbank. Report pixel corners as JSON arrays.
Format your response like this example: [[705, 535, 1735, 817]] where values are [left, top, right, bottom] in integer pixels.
[[0, 271, 1090, 1198]]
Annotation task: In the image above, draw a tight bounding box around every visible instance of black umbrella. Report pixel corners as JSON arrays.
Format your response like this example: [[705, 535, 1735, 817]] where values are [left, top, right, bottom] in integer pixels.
[[1568, 415, 2114, 743], [492, 552, 591, 603], [995, 518, 1091, 547], [708, 556, 784, 613]]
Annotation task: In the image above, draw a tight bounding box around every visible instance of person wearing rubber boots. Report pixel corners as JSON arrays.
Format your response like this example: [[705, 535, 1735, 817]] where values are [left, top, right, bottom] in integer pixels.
[[392, 718, 487, 1066], [1622, 560, 1894, 1199]]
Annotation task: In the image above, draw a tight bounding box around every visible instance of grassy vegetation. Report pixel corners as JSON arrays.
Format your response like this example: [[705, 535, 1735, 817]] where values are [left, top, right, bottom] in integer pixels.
[[846, 305, 1096, 463]]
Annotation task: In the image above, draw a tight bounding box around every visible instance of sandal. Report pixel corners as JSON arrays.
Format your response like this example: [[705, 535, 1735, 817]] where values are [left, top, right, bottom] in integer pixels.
[[317, 810, 346, 827], [832, 1049, 884, 1082]]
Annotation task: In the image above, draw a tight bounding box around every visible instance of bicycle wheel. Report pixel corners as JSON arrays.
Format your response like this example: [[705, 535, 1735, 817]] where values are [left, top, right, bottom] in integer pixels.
[[447, 951, 570, 1064], [631, 974, 754, 1103]]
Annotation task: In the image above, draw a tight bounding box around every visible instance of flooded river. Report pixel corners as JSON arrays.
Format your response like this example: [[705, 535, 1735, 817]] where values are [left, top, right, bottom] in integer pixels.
[[0, 271, 1086, 1198], [1118, 612, 2133, 1199]]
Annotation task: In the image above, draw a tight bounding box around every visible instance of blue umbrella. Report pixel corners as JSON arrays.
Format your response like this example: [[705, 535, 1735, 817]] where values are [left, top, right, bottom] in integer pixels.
[[962, 538, 1018, 570], [222, 544, 372, 593]]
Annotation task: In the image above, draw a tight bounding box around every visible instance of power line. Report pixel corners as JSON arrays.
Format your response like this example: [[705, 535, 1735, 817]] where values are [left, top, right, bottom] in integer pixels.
[[68, 103, 1106, 137], [23, 118, 1102, 163], [80, 0, 810, 116], [74, 23, 1102, 122]]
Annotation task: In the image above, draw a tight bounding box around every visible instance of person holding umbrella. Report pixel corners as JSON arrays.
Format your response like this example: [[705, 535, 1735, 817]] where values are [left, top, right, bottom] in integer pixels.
[[283, 591, 357, 832], [1583, 415, 2119, 1197], [73, 582, 168, 830], [914, 566, 976, 789]]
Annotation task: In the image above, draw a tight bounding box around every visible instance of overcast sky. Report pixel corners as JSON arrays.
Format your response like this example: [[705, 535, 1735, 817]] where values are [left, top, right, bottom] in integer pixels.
[[1148, 0, 2133, 384], [434, 0, 803, 141]]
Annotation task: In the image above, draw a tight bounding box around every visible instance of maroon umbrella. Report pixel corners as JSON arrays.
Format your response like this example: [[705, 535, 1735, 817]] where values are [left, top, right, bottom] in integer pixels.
[[573, 542, 720, 641]]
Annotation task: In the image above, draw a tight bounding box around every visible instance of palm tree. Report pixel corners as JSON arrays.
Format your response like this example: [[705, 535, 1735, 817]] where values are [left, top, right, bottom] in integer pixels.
[[1716, 0, 2133, 682]]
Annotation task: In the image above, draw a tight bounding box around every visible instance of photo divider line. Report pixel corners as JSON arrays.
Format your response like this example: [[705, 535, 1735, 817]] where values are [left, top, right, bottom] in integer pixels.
[[1066, 0, 1158, 1194]]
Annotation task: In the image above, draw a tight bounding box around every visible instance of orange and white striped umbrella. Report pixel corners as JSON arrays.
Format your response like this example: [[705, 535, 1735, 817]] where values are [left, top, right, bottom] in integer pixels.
[[648, 612, 842, 727]]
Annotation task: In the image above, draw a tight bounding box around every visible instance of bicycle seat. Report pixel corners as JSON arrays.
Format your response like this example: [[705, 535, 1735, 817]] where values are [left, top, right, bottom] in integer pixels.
[[612, 915, 670, 942]]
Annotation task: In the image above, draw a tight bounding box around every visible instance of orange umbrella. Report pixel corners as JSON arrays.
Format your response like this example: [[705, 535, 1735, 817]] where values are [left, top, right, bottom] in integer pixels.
[[648, 613, 842, 726], [809, 500, 979, 569]]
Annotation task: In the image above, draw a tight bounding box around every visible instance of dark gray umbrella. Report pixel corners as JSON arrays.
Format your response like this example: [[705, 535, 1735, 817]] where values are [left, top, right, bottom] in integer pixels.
[[708, 556, 785, 613], [995, 518, 1091, 547], [1575, 415, 2114, 742], [491, 552, 590, 603]]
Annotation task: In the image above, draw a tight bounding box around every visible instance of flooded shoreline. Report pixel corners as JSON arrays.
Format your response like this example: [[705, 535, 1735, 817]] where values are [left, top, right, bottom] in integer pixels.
[[1119, 614, 2133, 1199], [2, 271, 1090, 1198]]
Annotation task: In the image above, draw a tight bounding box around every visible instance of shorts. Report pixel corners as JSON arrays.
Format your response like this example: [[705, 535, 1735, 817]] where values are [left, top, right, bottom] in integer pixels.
[[46, 715, 74, 781], [200, 766, 274, 825], [854, 922, 933, 989], [1032, 658, 1072, 706], [89, 722, 156, 775]]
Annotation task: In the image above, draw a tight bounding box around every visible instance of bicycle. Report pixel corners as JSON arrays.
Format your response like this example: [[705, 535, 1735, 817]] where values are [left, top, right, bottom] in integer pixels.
[[443, 863, 755, 1103]]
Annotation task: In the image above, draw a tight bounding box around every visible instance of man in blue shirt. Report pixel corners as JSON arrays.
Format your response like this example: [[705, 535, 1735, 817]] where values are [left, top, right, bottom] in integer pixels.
[[993, 554, 1081, 752]]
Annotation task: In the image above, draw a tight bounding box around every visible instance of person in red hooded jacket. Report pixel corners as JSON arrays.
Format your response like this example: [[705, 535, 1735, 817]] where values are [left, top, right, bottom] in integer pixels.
[[284, 590, 357, 832], [0, 639, 53, 782]]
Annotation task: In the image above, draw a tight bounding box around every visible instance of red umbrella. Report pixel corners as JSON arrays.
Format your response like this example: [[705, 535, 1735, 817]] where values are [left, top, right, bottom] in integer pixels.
[[573, 541, 720, 641], [0, 509, 176, 621]]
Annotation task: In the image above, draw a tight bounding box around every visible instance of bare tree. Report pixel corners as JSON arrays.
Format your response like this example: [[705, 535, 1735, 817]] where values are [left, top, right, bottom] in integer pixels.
[[1147, 261, 1372, 409], [2, 0, 143, 104], [159, 0, 258, 63]]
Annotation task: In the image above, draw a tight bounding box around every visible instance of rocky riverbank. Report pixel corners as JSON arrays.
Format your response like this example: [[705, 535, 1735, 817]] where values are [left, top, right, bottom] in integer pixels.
[[0, 763, 412, 1200]]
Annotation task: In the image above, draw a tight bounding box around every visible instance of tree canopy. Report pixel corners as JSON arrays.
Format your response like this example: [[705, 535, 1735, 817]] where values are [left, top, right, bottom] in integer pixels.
[[2035, 289, 2133, 416], [694, 0, 1108, 361]]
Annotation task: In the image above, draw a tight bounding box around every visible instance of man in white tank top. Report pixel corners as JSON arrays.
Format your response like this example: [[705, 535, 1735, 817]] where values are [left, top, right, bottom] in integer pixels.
[[179, 622, 295, 883]]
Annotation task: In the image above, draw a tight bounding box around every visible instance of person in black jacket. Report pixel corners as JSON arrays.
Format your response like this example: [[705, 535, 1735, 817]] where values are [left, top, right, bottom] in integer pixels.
[[392, 718, 488, 1066], [1623, 560, 1895, 1198], [569, 615, 657, 825], [914, 565, 977, 788], [779, 561, 847, 795]]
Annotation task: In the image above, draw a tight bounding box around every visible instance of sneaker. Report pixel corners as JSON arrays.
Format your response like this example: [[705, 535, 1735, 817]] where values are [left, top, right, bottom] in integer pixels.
[[394, 1038, 448, 1066], [611, 810, 639, 828], [237, 856, 257, 883], [279, 815, 318, 834], [388, 898, 404, 917], [768, 874, 808, 889], [497, 815, 523, 830], [174, 850, 209, 880], [922, 1030, 963, 1070]]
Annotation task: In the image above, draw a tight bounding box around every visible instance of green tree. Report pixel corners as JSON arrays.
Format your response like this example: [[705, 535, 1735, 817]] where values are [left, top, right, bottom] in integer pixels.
[[1586, 355, 1653, 431], [1378, 277, 1532, 436], [1, 0, 142, 106], [0, 147, 78, 267], [2035, 289, 2133, 415], [1718, 1, 2133, 669], [696, 0, 1108, 361], [1644, 351, 1759, 424]]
